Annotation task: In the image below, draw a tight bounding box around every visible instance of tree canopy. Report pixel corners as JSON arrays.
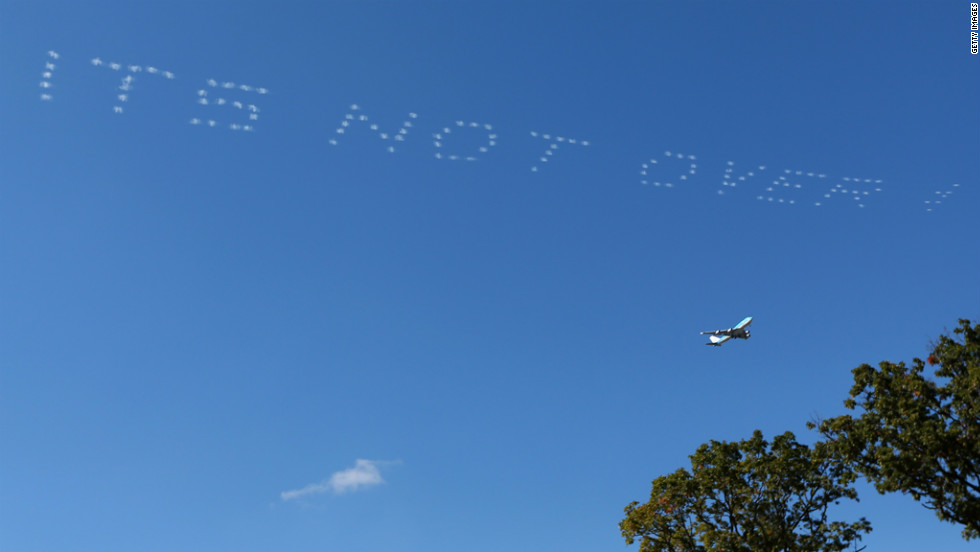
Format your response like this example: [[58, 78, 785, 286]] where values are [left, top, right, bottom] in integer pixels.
[[620, 431, 871, 552], [811, 319, 980, 540]]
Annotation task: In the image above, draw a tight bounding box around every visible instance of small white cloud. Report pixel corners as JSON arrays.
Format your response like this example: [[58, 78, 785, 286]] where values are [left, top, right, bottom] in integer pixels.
[[281, 459, 395, 501]]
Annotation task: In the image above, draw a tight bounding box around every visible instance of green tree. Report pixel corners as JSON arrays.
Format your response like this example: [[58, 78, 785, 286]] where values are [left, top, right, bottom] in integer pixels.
[[810, 319, 980, 540], [620, 431, 871, 552]]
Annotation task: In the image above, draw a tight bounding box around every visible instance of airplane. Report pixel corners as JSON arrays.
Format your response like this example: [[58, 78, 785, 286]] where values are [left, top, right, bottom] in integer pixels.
[[701, 316, 753, 346]]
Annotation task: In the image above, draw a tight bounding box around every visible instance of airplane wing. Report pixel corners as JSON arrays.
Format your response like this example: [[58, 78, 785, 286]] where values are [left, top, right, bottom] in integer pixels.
[[700, 328, 733, 336], [706, 334, 731, 346]]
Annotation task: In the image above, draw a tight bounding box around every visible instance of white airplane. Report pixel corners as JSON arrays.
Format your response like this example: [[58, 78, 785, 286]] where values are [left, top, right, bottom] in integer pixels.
[[701, 316, 753, 346]]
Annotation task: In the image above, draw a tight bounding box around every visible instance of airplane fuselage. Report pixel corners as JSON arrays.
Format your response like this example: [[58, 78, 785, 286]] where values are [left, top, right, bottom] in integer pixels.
[[731, 316, 753, 339], [701, 316, 753, 346]]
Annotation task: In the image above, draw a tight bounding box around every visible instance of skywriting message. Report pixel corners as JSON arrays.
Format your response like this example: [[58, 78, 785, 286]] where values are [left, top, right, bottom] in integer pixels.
[[38, 50, 960, 212]]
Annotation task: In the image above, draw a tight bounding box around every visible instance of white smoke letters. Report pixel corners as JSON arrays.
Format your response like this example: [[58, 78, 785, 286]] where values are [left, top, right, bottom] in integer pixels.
[[327, 105, 417, 153], [89, 56, 176, 115], [38, 50, 960, 213], [190, 78, 264, 131]]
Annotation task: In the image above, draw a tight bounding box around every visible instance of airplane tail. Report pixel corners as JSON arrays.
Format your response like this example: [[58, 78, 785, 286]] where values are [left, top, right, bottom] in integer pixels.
[[706, 334, 731, 346]]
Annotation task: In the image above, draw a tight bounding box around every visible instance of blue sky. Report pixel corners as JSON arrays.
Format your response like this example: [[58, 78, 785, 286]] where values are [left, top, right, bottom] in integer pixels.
[[1, 1, 977, 551]]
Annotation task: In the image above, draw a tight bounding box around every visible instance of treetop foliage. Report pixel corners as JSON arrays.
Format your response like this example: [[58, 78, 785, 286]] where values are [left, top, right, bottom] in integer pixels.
[[811, 319, 980, 540], [620, 430, 871, 552]]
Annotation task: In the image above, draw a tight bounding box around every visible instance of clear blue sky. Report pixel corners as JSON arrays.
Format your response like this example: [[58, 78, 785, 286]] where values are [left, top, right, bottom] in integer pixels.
[[2, 1, 977, 551]]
